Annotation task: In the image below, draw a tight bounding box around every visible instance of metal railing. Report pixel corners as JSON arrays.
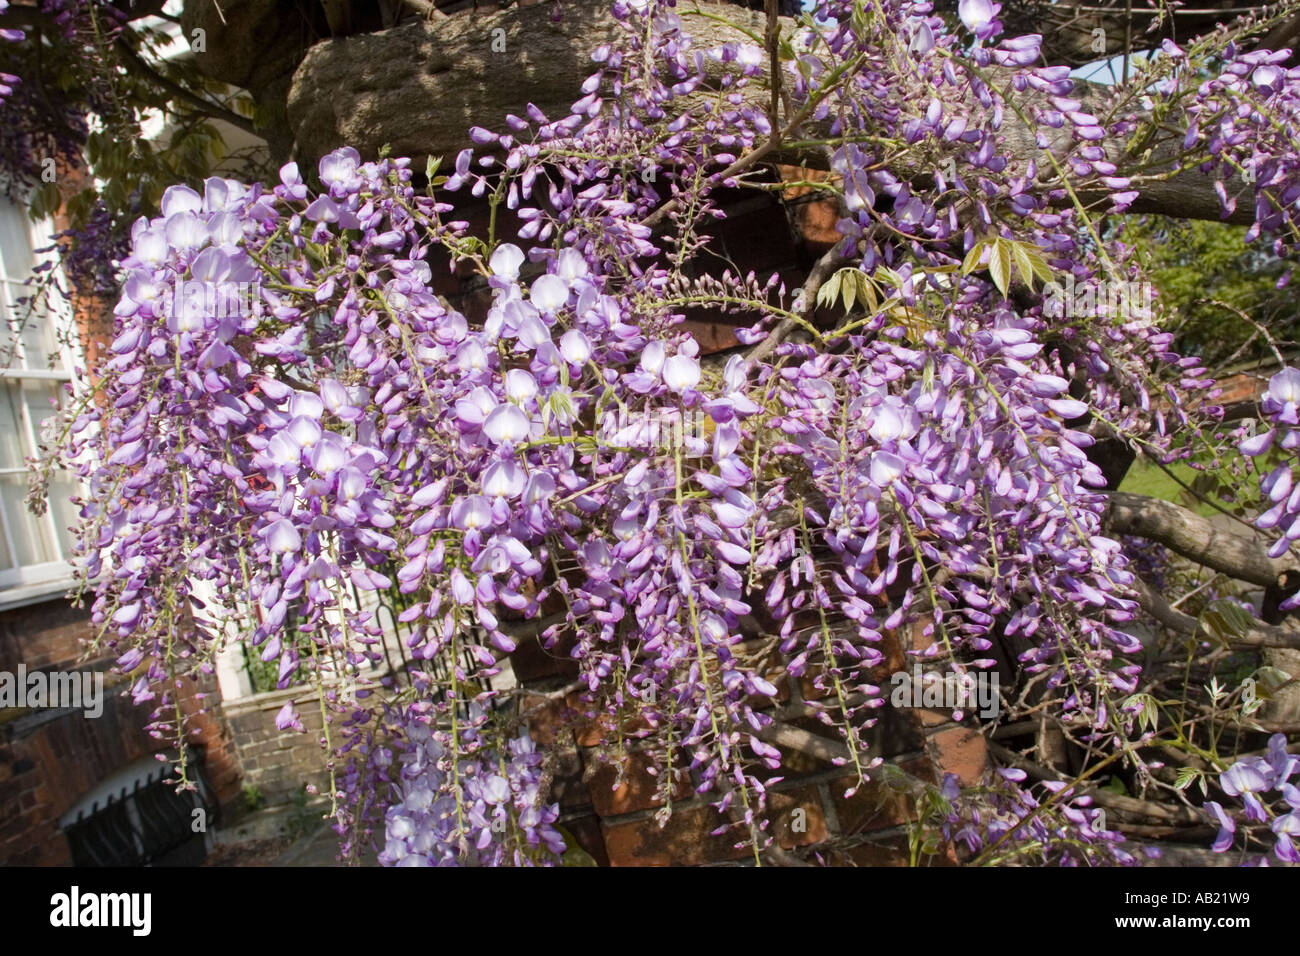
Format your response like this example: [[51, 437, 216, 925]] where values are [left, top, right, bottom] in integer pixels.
[[61, 749, 219, 867]]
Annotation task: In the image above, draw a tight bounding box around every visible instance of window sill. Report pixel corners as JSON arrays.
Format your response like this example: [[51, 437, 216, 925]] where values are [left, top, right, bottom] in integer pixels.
[[0, 575, 78, 612]]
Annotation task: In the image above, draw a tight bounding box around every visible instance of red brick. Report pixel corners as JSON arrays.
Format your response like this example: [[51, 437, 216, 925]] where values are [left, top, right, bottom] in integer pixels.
[[769, 787, 829, 848], [508, 634, 580, 683], [518, 693, 574, 748], [777, 166, 842, 251], [570, 694, 615, 748], [926, 726, 988, 786], [585, 750, 689, 818], [601, 806, 753, 867], [679, 319, 740, 355], [831, 774, 914, 835]]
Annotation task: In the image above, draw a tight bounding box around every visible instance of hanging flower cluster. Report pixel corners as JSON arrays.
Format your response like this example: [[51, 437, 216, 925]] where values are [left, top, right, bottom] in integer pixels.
[[1180, 41, 1300, 260], [377, 703, 565, 867], [0, 0, 125, 184], [936, 768, 1147, 866], [1240, 367, 1300, 595], [0, 0, 21, 107]]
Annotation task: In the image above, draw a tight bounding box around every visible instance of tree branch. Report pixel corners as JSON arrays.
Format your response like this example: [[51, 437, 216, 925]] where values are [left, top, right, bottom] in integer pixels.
[[113, 36, 260, 138], [757, 720, 854, 764], [287, 2, 1264, 225], [764, 0, 781, 140], [986, 740, 1203, 825], [400, 0, 448, 18], [1104, 490, 1289, 588], [1131, 577, 1300, 650], [745, 247, 849, 363]]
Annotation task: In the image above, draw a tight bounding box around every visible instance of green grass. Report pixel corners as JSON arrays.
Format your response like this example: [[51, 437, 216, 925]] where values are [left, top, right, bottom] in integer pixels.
[[1117, 458, 1220, 518]]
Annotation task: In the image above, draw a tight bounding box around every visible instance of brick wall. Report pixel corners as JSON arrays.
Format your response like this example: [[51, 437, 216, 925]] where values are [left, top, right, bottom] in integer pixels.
[[0, 598, 242, 865], [222, 687, 330, 807], [509, 610, 985, 866], [1216, 370, 1269, 406], [516, 645, 969, 867]]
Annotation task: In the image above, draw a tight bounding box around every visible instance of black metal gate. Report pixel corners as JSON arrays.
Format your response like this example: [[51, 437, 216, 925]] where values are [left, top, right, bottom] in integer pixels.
[[62, 750, 220, 867]]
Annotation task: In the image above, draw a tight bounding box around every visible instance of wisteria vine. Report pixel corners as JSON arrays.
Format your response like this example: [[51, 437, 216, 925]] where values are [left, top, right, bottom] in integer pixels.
[[24, 0, 1300, 865]]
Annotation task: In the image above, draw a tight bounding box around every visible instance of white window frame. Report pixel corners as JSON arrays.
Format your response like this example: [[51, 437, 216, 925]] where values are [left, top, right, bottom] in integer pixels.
[[0, 198, 84, 608]]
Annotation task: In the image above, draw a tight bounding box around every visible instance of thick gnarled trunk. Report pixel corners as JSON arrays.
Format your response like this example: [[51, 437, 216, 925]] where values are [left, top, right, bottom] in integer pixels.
[[281, 1, 1256, 225]]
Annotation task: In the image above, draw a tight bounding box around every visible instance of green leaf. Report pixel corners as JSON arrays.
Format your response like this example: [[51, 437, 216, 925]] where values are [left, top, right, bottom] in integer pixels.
[[426, 155, 443, 180], [557, 826, 597, 866], [1100, 776, 1129, 795], [961, 239, 987, 277], [1008, 240, 1054, 292], [1199, 599, 1255, 648], [1206, 675, 1226, 701], [988, 239, 1012, 298], [30, 182, 62, 221], [1122, 692, 1159, 733], [816, 269, 844, 309], [818, 268, 879, 315], [842, 270, 857, 313], [860, 275, 879, 312], [1027, 248, 1054, 286], [1011, 243, 1033, 290]]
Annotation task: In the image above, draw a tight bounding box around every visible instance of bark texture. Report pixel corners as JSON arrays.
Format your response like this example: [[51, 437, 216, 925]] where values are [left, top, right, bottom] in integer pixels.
[[282, 1, 1257, 224], [1106, 491, 1300, 720], [1104, 491, 1289, 588], [287, 1, 771, 166]]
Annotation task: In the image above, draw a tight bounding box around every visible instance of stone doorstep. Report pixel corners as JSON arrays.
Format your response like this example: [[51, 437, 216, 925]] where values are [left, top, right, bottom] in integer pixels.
[[272, 822, 380, 867], [213, 797, 333, 846]]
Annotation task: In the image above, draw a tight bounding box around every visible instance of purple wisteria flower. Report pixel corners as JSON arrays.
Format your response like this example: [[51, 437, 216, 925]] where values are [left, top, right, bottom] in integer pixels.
[[52, 0, 1254, 867], [1208, 734, 1300, 862]]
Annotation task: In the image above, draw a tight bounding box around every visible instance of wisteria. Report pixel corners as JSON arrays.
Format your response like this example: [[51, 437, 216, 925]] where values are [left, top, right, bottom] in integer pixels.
[[935, 768, 1148, 867], [20, 0, 1300, 866], [0, 1, 21, 108], [0, 0, 124, 194], [375, 703, 565, 866], [1206, 734, 1300, 863], [1242, 368, 1300, 593]]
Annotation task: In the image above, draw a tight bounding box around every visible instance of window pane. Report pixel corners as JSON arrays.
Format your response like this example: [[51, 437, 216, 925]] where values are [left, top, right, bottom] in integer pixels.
[[17, 297, 57, 370], [0, 201, 54, 372], [1, 292, 22, 370], [22, 377, 63, 449], [47, 472, 80, 557], [0, 200, 77, 585], [0, 203, 33, 282], [0, 383, 24, 469], [0, 502, 12, 571], [0, 473, 56, 568]]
